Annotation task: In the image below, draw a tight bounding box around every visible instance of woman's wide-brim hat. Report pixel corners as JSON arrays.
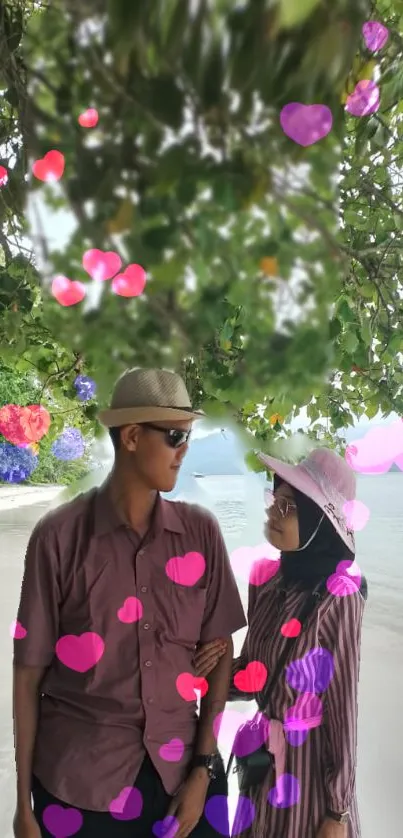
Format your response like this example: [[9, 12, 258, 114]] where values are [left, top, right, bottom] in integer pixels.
[[98, 368, 205, 427], [258, 446, 356, 552]]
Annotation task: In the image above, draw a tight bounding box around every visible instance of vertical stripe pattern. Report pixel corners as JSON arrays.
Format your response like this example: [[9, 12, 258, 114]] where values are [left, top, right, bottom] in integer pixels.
[[229, 573, 365, 838]]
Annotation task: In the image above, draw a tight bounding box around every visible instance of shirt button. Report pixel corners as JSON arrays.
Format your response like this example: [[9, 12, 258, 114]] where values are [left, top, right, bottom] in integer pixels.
[[144, 660, 152, 667], [141, 586, 148, 593], [138, 549, 145, 558], [147, 697, 154, 705], [143, 623, 150, 630]]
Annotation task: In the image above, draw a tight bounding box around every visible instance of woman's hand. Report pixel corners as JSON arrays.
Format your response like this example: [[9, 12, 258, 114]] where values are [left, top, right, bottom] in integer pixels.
[[194, 639, 228, 677], [317, 817, 348, 838]]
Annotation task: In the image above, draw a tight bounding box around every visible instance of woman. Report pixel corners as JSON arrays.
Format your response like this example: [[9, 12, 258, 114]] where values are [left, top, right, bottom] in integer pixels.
[[195, 447, 367, 838]]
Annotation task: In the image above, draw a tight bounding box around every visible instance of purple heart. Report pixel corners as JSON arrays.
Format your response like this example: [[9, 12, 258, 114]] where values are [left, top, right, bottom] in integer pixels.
[[285, 693, 323, 732], [346, 81, 380, 117], [280, 103, 333, 147], [285, 647, 334, 694], [204, 795, 240, 836], [362, 21, 389, 52], [268, 773, 300, 809], [285, 728, 309, 747], [109, 786, 143, 820], [42, 804, 83, 838], [152, 815, 179, 837], [231, 715, 270, 758]]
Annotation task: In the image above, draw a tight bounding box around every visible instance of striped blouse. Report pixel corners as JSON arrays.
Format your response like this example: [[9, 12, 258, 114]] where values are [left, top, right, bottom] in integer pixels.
[[229, 566, 365, 838]]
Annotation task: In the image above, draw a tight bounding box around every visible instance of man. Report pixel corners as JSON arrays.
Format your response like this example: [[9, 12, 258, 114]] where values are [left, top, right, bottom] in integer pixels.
[[13, 368, 246, 838]]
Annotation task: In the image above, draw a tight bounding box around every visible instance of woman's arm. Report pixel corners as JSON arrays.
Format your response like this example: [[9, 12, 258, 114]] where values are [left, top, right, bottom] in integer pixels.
[[227, 576, 262, 702], [321, 591, 365, 814]]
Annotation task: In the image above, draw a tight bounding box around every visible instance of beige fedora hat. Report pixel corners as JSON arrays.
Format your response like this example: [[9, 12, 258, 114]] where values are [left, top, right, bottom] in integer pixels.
[[98, 368, 204, 427]]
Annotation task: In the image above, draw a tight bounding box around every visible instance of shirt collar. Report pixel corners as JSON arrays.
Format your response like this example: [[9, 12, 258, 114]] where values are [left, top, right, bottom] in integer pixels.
[[93, 479, 185, 537]]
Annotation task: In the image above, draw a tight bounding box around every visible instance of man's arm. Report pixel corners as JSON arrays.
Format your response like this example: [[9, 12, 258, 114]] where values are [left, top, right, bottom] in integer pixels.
[[13, 665, 46, 818], [193, 639, 233, 758]]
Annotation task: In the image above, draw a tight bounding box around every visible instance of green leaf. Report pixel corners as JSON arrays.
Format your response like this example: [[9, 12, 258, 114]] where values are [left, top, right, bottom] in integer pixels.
[[278, 0, 321, 29]]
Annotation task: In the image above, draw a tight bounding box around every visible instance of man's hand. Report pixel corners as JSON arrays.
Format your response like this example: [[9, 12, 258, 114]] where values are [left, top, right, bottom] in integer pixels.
[[317, 817, 348, 838], [13, 809, 42, 838], [194, 640, 228, 678], [166, 768, 210, 838]]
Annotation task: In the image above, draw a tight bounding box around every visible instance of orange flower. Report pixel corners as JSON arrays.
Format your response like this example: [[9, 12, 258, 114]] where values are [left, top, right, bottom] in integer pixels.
[[269, 413, 284, 426], [260, 257, 279, 277]]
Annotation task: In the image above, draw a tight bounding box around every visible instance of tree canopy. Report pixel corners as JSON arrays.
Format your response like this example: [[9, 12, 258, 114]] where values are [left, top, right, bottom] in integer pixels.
[[0, 0, 402, 466]]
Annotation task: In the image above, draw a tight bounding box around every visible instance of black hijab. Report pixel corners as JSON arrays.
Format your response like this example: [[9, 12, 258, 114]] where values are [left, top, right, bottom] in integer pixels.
[[274, 475, 354, 590]]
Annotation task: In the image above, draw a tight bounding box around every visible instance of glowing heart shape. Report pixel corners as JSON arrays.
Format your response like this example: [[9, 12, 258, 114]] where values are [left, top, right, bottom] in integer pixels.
[[206, 794, 253, 836], [117, 596, 143, 623], [159, 738, 185, 762], [230, 543, 280, 585], [0, 404, 50, 445], [152, 815, 179, 837], [109, 787, 143, 821], [346, 80, 380, 117], [268, 773, 300, 809], [327, 571, 360, 597], [82, 248, 122, 281], [345, 421, 403, 473], [281, 618, 301, 638], [0, 165, 8, 187], [362, 21, 389, 52], [213, 709, 268, 756], [286, 647, 334, 694], [42, 803, 83, 837], [249, 557, 280, 586], [343, 499, 370, 531], [233, 661, 267, 692], [111, 264, 147, 297], [78, 108, 99, 128], [285, 693, 323, 732], [10, 620, 27, 639], [165, 552, 206, 586], [52, 276, 86, 307], [55, 632, 105, 672], [176, 672, 208, 701], [32, 150, 65, 182], [280, 103, 333, 146]]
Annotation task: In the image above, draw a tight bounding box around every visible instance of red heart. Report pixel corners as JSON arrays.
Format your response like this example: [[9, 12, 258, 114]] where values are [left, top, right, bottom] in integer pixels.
[[111, 264, 146, 297], [82, 248, 122, 281], [78, 108, 99, 128], [52, 275, 86, 306], [176, 672, 209, 702], [32, 150, 65, 182], [234, 661, 268, 692], [0, 404, 51, 446], [0, 165, 8, 187], [281, 619, 302, 639]]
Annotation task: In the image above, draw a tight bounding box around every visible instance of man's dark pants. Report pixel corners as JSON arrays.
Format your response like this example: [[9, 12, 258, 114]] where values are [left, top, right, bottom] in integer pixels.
[[32, 753, 229, 837]]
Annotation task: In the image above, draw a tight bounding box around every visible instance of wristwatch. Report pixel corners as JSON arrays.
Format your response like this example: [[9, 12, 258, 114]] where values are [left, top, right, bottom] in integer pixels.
[[190, 753, 221, 779], [326, 809, 350, 825]]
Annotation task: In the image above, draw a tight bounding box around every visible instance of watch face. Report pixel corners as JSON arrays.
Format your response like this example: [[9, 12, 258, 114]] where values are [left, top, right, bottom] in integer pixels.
[[340, 813, 349, 824]]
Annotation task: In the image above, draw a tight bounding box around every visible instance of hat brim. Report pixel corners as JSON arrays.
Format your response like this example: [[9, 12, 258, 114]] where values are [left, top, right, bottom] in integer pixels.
[[257, 452, 355, 553], [99, 406, 205, 427]]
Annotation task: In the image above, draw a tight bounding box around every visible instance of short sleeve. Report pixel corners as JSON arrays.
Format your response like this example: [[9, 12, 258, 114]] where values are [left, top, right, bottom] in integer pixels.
[[13, 524, 61, 668], [199, 514, 247, 643], [228, 574, 260, 701]]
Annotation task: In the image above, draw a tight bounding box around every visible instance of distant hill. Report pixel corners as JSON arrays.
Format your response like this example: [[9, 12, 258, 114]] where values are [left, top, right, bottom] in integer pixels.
[[182, 431, 247, 476]]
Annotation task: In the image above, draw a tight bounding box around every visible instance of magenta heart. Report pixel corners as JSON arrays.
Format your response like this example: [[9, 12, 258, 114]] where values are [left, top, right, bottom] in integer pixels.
[[51, 276, 86, 307], [78, 108, 99, 128], [285, 693, 323, 732], [362, 21, 389, 52], [280, 103, 333, 147], [268, 773, 300, 809], [117, 596, 143, 623], [42, 803, 83, 837], [55, 632, 105, 672], [165, 551, 206, 586], [159, 738, 185, 762], [109, 787, 143, 821], [0, 165, 8, 187], [111, 263, 147, 297], [82, 248, 122, 281], [346, 80, 380, 117], [10, 619, 27, 639]]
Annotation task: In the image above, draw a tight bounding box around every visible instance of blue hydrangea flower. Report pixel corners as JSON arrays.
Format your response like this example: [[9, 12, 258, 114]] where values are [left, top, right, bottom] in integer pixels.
[[0, 443, 38, 483], [51, 428, 85, 461], [74, 375, 96, 402]]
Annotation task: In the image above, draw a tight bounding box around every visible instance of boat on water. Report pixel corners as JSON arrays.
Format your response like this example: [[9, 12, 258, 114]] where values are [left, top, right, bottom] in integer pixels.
[[192, 472, 205, 478]]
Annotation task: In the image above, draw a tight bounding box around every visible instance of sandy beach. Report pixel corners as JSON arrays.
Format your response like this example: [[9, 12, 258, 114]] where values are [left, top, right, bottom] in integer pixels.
[[0, 489, 401, 837]]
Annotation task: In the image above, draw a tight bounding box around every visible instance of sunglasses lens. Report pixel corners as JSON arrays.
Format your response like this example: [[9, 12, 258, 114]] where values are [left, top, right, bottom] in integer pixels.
[[167, 430, 188, 448]]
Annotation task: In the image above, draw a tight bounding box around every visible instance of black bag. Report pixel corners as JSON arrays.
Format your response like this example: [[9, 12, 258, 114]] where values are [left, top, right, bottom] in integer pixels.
[[226, 580, 327, 793]]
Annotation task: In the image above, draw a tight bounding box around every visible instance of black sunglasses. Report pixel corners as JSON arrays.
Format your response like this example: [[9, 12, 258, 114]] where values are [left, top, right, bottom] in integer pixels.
[[142, 423, 192, 449]]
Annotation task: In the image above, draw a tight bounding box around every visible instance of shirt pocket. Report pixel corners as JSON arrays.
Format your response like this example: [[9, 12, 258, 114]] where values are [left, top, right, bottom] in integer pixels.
[[165, 586, 207, 648]]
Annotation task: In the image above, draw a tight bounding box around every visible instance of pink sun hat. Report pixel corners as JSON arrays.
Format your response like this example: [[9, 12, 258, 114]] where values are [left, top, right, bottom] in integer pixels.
[[257, 447, 356, 553]]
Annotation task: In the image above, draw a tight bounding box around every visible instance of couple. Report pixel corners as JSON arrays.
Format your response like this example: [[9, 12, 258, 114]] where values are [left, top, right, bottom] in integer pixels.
[[13, 368, 365, 838]]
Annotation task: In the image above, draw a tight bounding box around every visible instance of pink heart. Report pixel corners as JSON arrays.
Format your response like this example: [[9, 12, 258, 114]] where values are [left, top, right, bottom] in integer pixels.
[[234, 661, 268, 692], [82, 248, 122, 281], [111, 264, 147, 297], [346, 80, 380, 117], [342, 499, 370, 531], [176, 672, 209, 702], [52, 276, 86, 307], [281, 619, 302, 639], [78, 108, 99, 128], [0, 165, 8, 187], [249, 557, 280, 586], [213, 708, 267, 754], [55, 632, 105, 672], [32, 150, 65, 182], [10, 620, 27, 640], [165, 551, 206, 586], [109, 787, 143, 821], [362, 21, 389, 52], [117, 596, 143, 624], [230, 543, 280, 584], [159, 738, 185, 762], [42, 803, 83, 837], [280, 103, 333, 147]]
